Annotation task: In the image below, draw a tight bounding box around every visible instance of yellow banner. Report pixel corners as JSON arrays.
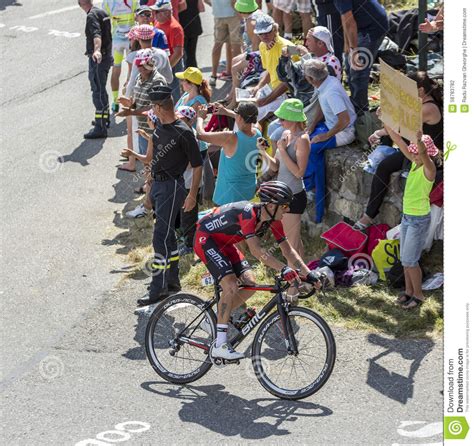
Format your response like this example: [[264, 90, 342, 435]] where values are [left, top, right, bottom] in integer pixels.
[[380, 59, 422, 142]]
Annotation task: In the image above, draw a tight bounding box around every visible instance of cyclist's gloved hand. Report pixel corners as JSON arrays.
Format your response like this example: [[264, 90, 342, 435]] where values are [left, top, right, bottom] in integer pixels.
[[304, 271, 322, 289], [281, 266, 299, 282]]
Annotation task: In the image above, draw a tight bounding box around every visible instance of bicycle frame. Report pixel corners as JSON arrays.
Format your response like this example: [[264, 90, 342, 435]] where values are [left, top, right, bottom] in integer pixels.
[[174, 278, 300, 356]]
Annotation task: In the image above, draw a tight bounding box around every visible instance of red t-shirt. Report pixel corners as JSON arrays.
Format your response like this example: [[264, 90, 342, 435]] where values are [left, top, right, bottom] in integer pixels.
[[155, 16, 184, 56]]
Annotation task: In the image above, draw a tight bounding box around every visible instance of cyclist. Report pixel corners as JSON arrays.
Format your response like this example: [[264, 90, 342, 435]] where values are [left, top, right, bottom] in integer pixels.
[[102, 0, 140, 112], [194, 180, 321, 361]]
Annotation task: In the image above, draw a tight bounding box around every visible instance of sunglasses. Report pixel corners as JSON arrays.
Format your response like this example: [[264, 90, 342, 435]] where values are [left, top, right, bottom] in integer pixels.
[[139, 12, 152, 17], [280, 204, 289, 210]]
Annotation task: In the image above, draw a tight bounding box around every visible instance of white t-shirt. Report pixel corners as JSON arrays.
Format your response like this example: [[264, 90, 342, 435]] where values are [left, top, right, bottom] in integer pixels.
[[125, 48, 173, 97]]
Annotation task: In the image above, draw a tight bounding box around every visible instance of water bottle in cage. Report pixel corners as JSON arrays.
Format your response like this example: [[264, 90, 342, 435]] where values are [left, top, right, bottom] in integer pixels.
[[233, 307, 257, 329]]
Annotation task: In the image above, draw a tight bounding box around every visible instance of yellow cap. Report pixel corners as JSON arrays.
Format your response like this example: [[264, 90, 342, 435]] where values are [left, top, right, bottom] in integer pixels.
[[175, 67, 203, 85]]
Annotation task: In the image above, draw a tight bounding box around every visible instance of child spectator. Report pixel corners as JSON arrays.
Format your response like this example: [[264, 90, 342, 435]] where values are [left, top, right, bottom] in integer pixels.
[[384, 126, 439, 310]]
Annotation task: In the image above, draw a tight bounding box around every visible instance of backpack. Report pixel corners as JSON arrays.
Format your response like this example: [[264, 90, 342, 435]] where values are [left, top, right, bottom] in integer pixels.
[[319, 249, 348, 271]]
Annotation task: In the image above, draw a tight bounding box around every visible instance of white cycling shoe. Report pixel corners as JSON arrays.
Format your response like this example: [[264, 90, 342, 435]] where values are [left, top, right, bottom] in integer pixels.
[[211, 343, 245, 361]]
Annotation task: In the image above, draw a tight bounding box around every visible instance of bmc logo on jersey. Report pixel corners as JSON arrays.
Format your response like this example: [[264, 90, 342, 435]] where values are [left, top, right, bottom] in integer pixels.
[[204, 215, 228, 231]]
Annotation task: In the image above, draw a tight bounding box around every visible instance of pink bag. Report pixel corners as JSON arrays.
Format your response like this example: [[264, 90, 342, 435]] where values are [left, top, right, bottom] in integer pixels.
[[321, 222, 368, 257], [365, 224, 390, 256]]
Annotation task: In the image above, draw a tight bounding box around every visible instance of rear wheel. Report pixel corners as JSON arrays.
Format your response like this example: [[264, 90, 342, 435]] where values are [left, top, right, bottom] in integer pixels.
[[251, 307, 336, 400], [145, 293, 217, 384]]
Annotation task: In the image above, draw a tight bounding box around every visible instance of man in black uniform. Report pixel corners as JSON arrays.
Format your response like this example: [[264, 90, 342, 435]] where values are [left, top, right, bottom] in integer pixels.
[[125, 86, 203, 307], [79, 0, 113, 139]]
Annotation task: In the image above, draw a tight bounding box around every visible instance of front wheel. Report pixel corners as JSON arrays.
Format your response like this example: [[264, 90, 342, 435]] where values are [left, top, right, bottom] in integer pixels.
[[145, 293, 217, 384], [251, 307, 336, 400]]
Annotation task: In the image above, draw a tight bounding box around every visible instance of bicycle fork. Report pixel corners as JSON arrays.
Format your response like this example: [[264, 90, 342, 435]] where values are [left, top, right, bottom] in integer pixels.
[[276, 295, 299, 355]]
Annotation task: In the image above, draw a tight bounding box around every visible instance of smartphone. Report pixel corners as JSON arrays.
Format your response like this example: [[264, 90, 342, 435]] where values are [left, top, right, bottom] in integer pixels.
[[207, 104, 216, 114], [288, 46, 299, 56], [258, 137, 270, 148]]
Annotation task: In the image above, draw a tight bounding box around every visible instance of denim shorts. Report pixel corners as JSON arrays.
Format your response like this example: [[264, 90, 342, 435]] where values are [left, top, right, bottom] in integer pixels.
[[400, 213, 431, 267], [138, 134, 148, 156]]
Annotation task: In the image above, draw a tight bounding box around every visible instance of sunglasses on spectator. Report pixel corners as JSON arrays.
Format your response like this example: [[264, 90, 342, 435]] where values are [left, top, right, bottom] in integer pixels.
[[139, 12, 152, 17]]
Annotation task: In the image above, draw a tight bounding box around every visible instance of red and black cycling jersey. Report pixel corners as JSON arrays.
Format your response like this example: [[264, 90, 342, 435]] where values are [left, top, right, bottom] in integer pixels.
[[196, 201, 287, 245]]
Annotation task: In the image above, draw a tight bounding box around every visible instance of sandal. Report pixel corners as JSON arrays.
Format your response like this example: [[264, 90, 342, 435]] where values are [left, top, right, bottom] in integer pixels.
[[134, 186, 145, 195], [402, 296, 425, 310], [120, 149, 130, 159], [396, 292, 413, 305], [218, 71, 232, 81], [118, 165, 136, 172]]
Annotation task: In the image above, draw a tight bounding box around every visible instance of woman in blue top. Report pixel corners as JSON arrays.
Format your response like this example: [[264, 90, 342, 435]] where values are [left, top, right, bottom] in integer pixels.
[[196, 102, 261, 205], [175, 67, 212, 153]]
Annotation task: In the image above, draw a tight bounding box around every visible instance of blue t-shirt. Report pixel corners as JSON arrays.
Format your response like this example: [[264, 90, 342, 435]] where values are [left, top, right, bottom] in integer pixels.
[[212, 0, 236, 18], [317, 75, 356, 131], [152, 28, 170, 55], [334, 0, 388, 39]]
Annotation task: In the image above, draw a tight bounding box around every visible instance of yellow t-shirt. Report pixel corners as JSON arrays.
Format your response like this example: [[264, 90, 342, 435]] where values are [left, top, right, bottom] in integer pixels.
[[259, 36, 294, 90]]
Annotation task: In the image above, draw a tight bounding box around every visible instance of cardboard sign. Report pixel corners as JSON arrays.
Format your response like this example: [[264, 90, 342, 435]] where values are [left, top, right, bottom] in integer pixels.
[[380, 59, 423, 142]]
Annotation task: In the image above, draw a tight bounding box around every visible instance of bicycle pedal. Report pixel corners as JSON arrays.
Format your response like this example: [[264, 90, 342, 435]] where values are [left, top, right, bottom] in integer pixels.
[[223, 359, 240, 365]]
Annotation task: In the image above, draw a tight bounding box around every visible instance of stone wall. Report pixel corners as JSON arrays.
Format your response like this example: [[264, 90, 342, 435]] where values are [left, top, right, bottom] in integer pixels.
[[303, 146, 403, 236]]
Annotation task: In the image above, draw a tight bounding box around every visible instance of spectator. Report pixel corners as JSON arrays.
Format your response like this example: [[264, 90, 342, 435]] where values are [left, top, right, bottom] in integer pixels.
[[196, 102, 261, 205], [333, 0, 388, 115], [179, 0, 205, 68], [102, 0, 139, 113], [175, 106, 204, 255], [209, 0, 243, 87], [384, 127, 439, 310], [225, 0, 264, 108], [117, 49, 167, 176], [152, 0, 185, 100], [141, 0, 186, 19], [303, 59, 356, 222], [134, 5, 170, 54], [419, 4, 444, 33], [354, 71, 443, 230], [175, 67, 211, 154], [273, 0, 313, 39], [119, 25, 173, 174], [79, 0, 113, 139], [267, 26, 341, 155], [312, 0, 343, 65], [251, 14, 294, 122], [125, 86, 203, 306], [258, 99, 310, 257]]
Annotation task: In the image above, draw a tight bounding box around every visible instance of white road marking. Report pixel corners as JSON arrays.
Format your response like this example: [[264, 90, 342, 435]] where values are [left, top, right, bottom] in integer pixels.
[[28, 1, 101, 20], [48, 30, 81, 38], [9, 25, 38, 32], [28, 5, 78, 20]]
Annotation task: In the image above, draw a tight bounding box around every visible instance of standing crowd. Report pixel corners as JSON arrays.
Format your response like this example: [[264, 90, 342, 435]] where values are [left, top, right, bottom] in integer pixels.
[[78, 0, 444, 318]]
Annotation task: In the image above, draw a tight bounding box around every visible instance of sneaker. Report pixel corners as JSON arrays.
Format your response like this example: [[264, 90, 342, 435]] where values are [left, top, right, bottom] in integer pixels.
[[209, 75, 217, 87], [126, 203, 148, 218], [211, 343, 245, 361]]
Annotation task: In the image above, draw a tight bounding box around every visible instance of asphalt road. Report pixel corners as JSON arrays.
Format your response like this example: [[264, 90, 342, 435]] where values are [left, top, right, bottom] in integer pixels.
[[0, 2, 443, 445]]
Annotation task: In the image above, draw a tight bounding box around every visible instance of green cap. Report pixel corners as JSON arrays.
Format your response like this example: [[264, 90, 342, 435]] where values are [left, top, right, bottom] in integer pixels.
[[235, 0, 259, 13], [274, 99, 307, 122]]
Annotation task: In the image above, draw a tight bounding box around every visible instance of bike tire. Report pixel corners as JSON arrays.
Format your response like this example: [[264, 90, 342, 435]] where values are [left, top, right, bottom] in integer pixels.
[[145, 293, 217, 385], [251, 307, 336, 400]]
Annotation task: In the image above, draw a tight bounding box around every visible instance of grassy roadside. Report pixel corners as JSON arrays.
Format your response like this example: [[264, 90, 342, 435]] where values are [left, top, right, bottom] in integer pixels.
[[121, 214, 443, 339]]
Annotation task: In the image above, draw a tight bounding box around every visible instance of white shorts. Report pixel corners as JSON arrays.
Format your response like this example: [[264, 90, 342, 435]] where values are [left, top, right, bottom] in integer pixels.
[[273, 0, 312, 14]]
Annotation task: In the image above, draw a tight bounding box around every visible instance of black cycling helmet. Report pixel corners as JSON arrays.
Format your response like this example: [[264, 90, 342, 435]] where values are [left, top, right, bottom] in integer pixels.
[[257, 181, 293, 205]]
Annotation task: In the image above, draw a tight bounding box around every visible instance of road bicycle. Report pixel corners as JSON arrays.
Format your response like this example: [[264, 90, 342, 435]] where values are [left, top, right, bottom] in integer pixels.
[[145, 274, 336, 400]]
